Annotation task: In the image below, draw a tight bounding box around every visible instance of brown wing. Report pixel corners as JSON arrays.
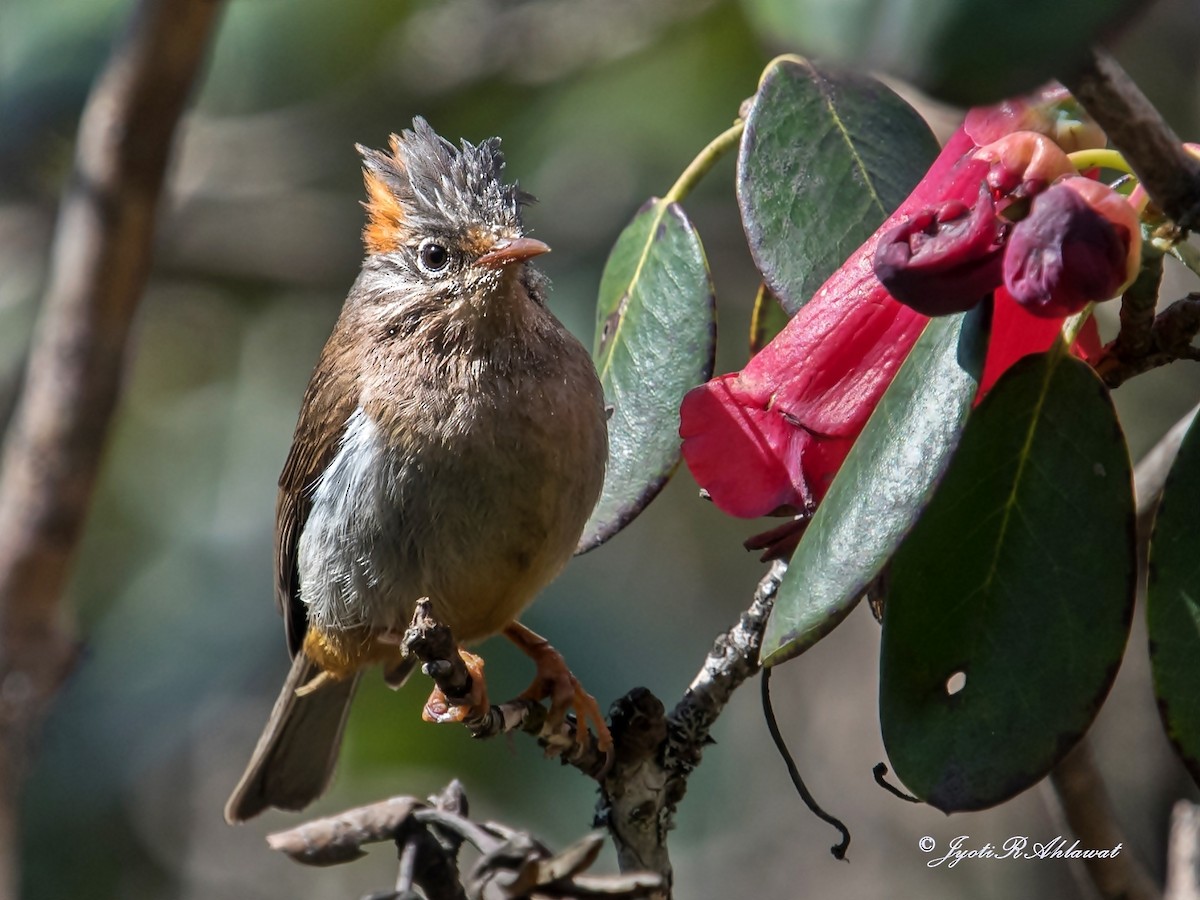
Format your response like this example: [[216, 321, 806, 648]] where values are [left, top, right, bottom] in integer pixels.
[[276, 333, 361, 657]]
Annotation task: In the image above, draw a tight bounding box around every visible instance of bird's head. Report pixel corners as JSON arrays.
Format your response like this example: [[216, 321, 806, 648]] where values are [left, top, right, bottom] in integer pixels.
[[356, 118, 549, 308]]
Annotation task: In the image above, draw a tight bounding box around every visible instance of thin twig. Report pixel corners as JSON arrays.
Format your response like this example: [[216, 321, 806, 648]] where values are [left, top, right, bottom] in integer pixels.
[[266, 796, 425, 866], [871, 764, 921, 803], [0, 0, 222, 892], [1049, 742, 1160, 900], [1063, 50, 1200, 229], [1096, 294, 1200, 388], [666, 559, 787, 770], [1165, 801, 1200, 900], [1107, 244, 1165, 365]]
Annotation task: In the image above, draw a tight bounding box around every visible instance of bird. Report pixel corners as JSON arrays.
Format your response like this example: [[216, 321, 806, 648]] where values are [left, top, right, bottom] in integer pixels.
[[224, 118, 610, 824]]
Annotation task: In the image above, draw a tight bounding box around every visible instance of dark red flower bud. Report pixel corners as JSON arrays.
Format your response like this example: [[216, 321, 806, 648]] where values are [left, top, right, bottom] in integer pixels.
[[873, 182, 1006, 316], [1003, 177, 1140, 318]]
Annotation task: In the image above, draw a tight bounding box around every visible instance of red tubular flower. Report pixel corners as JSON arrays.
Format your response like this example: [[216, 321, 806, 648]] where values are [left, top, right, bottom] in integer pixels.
[[680, 94, 1111, 521], [680, 129, 978, 518], [1004, 177, 1141, 318]]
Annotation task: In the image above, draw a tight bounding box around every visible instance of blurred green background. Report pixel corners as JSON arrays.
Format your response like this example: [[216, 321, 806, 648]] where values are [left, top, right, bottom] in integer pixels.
[[3, 0, 1200, 897]]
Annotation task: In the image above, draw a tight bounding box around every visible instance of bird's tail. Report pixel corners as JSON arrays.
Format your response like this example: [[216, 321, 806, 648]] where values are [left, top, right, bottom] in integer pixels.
[[224, 653, 358, 823]]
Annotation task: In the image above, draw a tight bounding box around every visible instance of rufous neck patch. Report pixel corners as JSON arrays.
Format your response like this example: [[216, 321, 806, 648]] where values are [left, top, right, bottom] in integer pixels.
[[362, 169, 407, 255]]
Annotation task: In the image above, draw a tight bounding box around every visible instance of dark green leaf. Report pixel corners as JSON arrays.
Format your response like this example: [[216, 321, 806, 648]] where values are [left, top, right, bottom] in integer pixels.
[[748, 283, 789, 356], [760, 308, 986, 666], [1148, 412, 1200, 787], [577, 199, 716, 553], [737, 55, 938, 315], [738, 0, 1141, 105], [880, 353, 1135, 812]]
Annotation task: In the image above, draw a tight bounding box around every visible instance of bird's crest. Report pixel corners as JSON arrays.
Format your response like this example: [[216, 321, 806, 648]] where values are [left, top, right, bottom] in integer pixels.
[[357, 118, 531, 255]]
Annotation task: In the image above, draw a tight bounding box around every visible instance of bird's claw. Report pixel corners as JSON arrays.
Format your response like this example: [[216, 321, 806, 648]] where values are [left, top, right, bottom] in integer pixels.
[[515, 642, 613, 755], [421, 649, 489, 724]]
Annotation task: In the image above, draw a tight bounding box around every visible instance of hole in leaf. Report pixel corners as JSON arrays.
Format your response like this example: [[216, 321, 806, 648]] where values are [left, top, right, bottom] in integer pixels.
[[597, 294, 629, 356], [945, 671, 966, 696]]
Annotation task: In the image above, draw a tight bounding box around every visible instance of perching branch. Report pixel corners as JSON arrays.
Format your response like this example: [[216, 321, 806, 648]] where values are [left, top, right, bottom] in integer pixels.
[[0, 0, 222, 893], [267, 781, 663, 900], [596, 560, 787, 896], [336, 567, 786, 900], [402, 600, 608, 776]]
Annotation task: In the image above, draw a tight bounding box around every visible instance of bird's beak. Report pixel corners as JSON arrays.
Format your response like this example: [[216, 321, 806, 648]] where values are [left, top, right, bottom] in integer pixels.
[[475, 236, 551, 268]]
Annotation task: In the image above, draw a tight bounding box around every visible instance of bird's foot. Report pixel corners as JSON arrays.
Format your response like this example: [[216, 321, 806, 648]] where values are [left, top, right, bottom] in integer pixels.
[[504, 623, 613, 755], [421, 649, 489, 724]]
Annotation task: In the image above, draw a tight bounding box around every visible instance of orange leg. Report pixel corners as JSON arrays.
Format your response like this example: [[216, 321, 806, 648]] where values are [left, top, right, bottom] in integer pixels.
[[421, 649, 490, 724], [503, 622, 612, 753]]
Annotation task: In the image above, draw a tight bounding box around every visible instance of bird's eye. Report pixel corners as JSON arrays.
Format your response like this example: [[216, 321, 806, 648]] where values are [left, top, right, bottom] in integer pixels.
[[417, 240, 451, 274]]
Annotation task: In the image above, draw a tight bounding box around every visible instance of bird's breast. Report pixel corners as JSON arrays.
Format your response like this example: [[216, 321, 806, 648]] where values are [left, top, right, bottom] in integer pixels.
[[297, 330, 606, 644]]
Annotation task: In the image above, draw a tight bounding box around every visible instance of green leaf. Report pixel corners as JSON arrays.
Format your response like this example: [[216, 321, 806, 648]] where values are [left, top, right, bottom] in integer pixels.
[[737, 55, 938, 315], [760, 307, 986, 666], [577, 199, 716, 553], [748, 283, 789, 356], [737, 0, 1142, 106], [1148, 412, 1200, 787], [880, 352, 1135, 812]]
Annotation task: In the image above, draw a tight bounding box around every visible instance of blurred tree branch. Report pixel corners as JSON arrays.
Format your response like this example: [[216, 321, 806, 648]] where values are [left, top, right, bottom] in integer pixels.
[[0, 0, 222, 893], [1134, 403, 1199, 539], [1166, 801, 1200, 900], [268, 781, 663, 900], [1050, 742, 1160, 900]]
